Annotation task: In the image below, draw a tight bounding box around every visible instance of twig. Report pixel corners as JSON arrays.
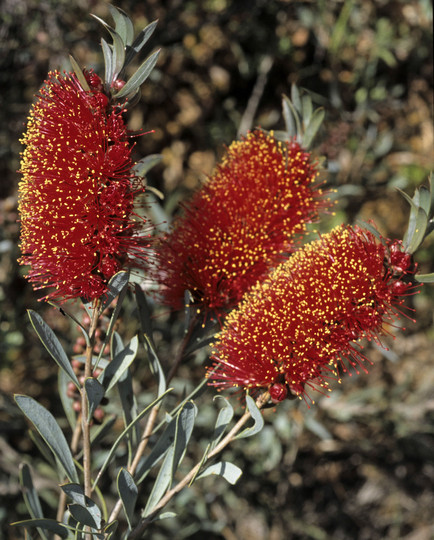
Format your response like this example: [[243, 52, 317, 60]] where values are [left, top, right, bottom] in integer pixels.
[[127, 391, 270, 539]]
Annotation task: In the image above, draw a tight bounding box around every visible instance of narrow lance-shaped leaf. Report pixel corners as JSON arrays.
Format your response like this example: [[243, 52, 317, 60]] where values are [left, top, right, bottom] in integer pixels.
[[11, 519, 69, 539], [171, 401, 197, 484], [28, 310, 79, 389], [98, 335, 139, 392], [124, 20, 158, 68], [15, 395, 79, 483], [69, 55, 90, 92], [196, 461, 242, 485], [58, 369, 77, 431], [142, 443, 174, 517], [19, 464, 49, 540], [93, 389, 172, 489], [303, 108, 325, 149], [101, 271, 129, 312], [68, 504, 99, 530], [117, 468, 138, 528], [101, 37, 113, 88], [85, 378, 105, 421], [235, 394, 265, 440], [114, 49, 161, 99], [414, 272, 434, 283], [108, 5, 134, 47], [132, 154, 163, 177], [210, 395, 234, 450], [61, 483, 102, 530]]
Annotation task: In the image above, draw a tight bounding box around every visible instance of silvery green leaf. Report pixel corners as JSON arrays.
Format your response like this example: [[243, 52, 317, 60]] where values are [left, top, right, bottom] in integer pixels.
[[301, 94, 313, 126], [417, 185, 432, 217], [15, 395, 78, 483], [117, 468, 138, 528], [58, 369, 77, 430], [108, 5, 134, 46], [210, 395, 234, 450], [144, 335, 166, 398], [93, 389, 172, 488], [69, 55, 90, 92], [235, 394, 264, 440], [110, 29, 126, 82], [414, 272, 434, 283], [135, 284, 154, 346], [19, 464, 49, 540], [197, 461, 242, 485], [89, 414, 117, 450], [132, 154, 163, 177], [29, 429, 56, 468], [28, 310, 79, 389], [114, 49, 160, 99], [172, 402, 197, 482], [124, 20, 158, 68], [11, 519, 69, 538], [101, 37, 113, 87], [101, 271, 129, 312], [151, 512, 177, 522], [404, 206, 428, 254], [143, 447, 173, 517], [135, 414, 177, 485], [397, 187, 418, 210], [291, 83, 302, 114], [303, 107, 325, 149], [282, 94, 298, 139], [61, 484, 102, 530], [98, 335, 138, 392], [68, 504, 100, 530], [85, 378, 105, 421]]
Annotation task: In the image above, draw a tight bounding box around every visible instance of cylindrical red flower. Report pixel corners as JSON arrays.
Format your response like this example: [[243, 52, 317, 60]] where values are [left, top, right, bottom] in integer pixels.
[[154, 129, 328, 314], [207, 225, 417, 401], [18, 70, 150, 302]]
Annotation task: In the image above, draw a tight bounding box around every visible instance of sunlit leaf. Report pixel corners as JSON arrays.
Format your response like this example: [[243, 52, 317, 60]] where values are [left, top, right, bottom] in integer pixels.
[[197, 461, 242, 485], [108, 5, 134, 46], [235, 394, 264, 440], [98, 335, 138, 392], [210, 395, 234, 450], [114, 49, 160, 99]]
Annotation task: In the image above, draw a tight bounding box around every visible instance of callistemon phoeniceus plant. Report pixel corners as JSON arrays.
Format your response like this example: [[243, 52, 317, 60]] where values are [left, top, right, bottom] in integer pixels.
[[208, 224, 417, 403], [18, 69, 150, 302], [155, 129, 328, 315]]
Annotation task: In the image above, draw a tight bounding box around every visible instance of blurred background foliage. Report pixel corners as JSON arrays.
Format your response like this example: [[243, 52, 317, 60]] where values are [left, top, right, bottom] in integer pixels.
[[0, 0, 433, 539]]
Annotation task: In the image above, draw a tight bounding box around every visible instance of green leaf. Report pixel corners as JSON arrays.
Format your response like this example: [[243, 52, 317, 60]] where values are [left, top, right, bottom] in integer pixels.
[[61, 484, 102, 530], [172, 402, 197, 483], [28, 310, 79, 389], [101, 37, 113, 88], [101, 271, 129, 312], [414, 272, 434, 283], [132, 154, 163, 177], [108, 5, 134, 47], [142, 443, 174, 517], [69, 55, 90, 92], [282, 94, 299, 139], [135, 416, 176, 485], [235, 394, 264, 440], [85, 378, 105, 421], [15, 395, 78, 483], [303, 107, 325, 149], [301, 94, 313, 126], [110, 29, 126, 82], [114, 49, 160, 99], [19, 464, 49, 540], [11, 519, 70, 538], [290, 83, 302, 114], [417, 185, 432, 217], [144, 335, 167, 398], [197, 461, 242, 485], [117, 468, 138, 528], [58, 369, 77, 431], [404, 206, 428, 254], [98, 335, 138, 392], [68, 504, 100, 530], [210, 396, 234, 450], [124, 20, 158, 68], [93, 389, 172, 489]]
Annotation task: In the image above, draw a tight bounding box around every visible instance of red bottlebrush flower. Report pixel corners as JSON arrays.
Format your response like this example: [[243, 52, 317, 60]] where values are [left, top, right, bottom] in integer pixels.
[[207, 225, 417, 402], [18, 70, 150, 302], [155, 129, 327, 315]]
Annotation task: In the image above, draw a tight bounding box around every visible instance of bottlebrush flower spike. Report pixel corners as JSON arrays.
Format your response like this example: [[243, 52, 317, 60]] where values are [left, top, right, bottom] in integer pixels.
[[18, 70, 150, 302], [207, 225, 418, 403], [155, 129, 328, 315]]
